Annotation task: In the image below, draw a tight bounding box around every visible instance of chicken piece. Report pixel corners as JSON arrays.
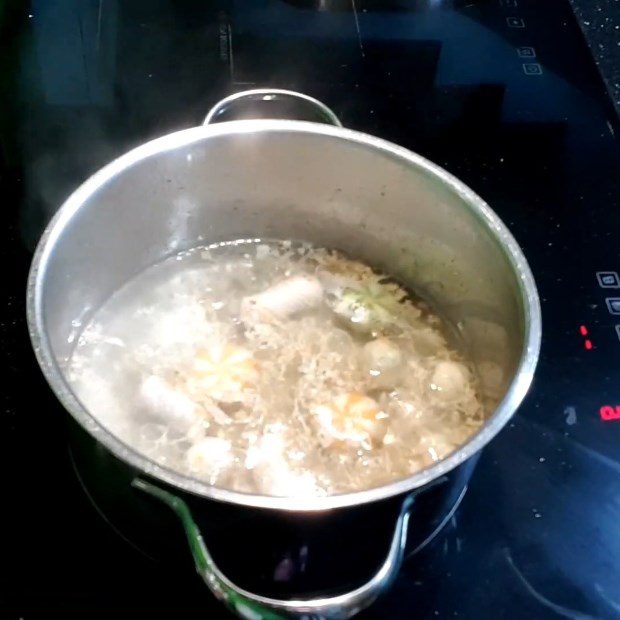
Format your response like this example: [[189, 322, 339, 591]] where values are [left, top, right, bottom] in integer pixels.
[[186, 343, 258, 403], [364, 338, 402, 370], [245, 430, 320, 497], [313, 393, 388, 449], [363, 338, 403, 387], [240, 275, 323, 323], [140, 375, 203, 431], [429, 360, 470, 400], [187, 437, 233, 474]]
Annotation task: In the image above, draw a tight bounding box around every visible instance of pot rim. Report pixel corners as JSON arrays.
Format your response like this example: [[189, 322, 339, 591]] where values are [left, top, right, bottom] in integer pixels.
[[26, 119, 542, 511]]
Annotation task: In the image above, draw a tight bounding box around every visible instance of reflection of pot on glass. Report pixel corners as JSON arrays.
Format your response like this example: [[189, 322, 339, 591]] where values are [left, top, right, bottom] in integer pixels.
[[28, 89, 540, 618], [277, 0, 452, 12]]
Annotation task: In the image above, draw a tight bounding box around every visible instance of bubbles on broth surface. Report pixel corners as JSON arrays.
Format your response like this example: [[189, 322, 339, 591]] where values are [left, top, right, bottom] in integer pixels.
[[67, 240, 485, 497]]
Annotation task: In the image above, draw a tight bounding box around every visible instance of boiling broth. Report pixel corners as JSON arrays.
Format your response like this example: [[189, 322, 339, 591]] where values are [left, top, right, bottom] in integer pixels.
[[67, 240, 484, 497]]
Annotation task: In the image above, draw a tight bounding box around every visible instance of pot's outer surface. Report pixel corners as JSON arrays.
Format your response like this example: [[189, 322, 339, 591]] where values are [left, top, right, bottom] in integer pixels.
[[68, 416, 477, 600], [27, 115, 541, 511]]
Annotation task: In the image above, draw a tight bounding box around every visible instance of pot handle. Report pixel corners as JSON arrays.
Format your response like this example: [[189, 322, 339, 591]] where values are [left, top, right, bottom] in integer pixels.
[[203, 89, 343, 127], [132, 478, 427, 619]]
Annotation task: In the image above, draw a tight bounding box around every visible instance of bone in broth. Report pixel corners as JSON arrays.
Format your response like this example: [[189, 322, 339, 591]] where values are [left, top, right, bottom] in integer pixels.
[[67, 240, 485, 497]]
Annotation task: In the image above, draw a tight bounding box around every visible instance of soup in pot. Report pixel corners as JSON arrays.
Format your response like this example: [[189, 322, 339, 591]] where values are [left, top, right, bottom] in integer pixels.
[[67, 240, 484, 497]]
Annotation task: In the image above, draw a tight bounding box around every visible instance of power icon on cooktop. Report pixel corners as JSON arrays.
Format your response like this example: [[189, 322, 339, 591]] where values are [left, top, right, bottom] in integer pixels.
[[597, 271, 620, 288]]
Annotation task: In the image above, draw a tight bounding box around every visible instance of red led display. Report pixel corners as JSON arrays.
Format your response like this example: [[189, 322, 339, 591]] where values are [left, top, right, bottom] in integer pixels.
[[579, 326, 594, 350], [599, 405, 620, 421]]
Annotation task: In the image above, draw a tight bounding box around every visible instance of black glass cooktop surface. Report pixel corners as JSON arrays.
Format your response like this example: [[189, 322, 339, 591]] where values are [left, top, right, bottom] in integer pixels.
[[1, 0, 620, 618]]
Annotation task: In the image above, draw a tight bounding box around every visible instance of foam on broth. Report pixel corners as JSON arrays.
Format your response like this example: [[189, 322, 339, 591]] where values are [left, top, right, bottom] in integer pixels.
[[67, 240, 485, 497]]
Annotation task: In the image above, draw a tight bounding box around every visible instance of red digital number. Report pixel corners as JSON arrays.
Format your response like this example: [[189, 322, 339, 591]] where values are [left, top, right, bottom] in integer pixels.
[[599, 405, 620, 421], [578, 326, 594, 350]]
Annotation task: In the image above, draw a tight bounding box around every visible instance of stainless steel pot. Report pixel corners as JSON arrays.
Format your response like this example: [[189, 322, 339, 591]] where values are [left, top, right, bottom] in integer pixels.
[[27, 89, 541, 619]]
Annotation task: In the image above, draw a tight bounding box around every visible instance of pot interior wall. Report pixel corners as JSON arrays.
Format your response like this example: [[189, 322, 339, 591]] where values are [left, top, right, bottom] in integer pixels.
[[40, 125, 525, 414]]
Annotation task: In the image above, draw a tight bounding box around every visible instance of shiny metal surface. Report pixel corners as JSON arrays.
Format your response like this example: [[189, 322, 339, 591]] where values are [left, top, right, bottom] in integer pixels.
[[203, 88, 343, 127], [135, 478, 423, 619], [27, 92, 541, 512]]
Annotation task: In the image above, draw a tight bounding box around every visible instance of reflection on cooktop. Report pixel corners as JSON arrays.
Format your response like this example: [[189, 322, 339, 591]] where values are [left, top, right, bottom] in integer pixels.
[[278, 0, 493, 13]]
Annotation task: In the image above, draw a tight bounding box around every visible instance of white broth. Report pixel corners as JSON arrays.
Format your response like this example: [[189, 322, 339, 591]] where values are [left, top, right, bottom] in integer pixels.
[[67, 240, 484, 497]]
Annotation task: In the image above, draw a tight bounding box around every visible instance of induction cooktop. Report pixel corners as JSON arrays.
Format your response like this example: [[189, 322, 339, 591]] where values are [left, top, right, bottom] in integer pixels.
[[1, 0, 619, 618]]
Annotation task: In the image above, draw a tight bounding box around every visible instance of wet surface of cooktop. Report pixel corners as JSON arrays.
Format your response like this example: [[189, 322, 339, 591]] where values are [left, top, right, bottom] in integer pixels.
[[1, 0, 620, 618]]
